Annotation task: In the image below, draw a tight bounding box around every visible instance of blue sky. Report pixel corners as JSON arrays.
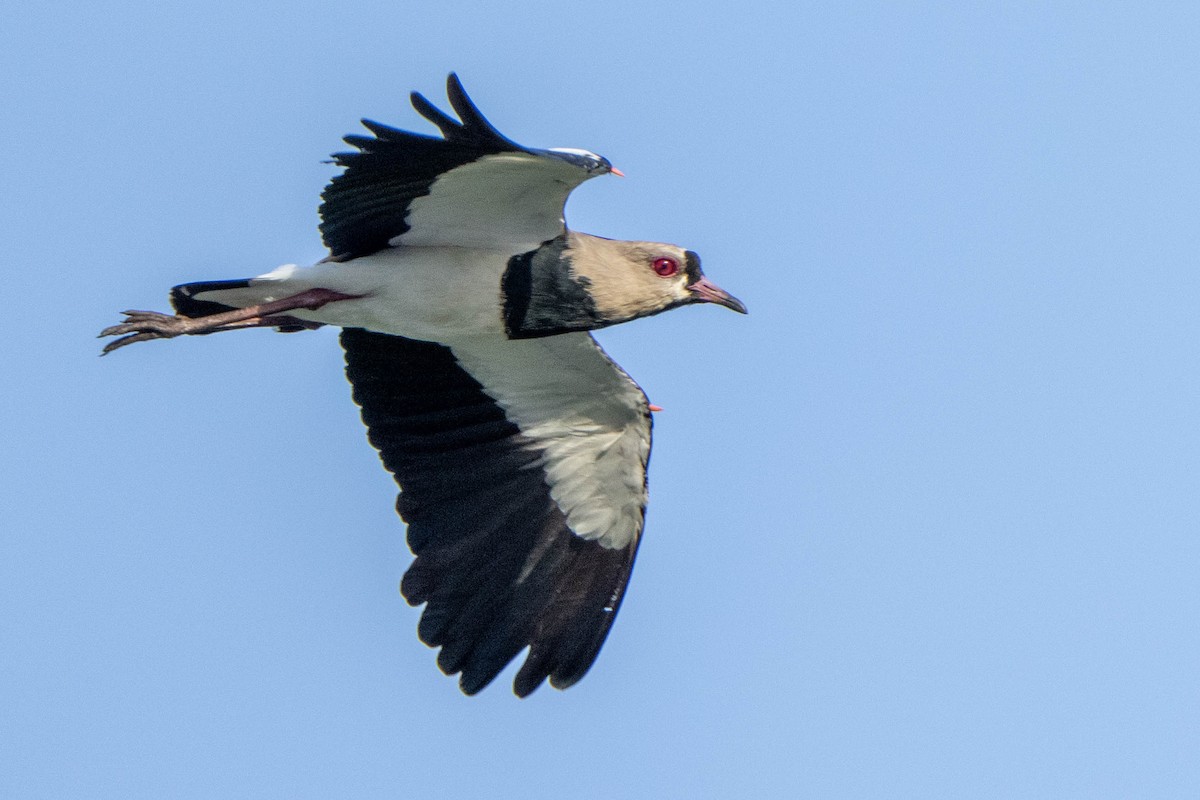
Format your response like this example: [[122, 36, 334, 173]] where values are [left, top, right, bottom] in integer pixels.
[[6, 2, 1200, 797]]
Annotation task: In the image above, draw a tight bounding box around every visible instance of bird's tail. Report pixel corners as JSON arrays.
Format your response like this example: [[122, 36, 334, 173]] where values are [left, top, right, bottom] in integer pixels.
[[170, 279, 254, 318]]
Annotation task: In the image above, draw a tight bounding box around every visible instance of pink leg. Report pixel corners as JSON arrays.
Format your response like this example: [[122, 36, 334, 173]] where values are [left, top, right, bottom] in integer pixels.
[[99, 288, 362, 355]]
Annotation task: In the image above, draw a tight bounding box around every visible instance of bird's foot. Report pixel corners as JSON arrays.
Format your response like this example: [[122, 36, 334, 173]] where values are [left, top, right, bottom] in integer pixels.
[[99, 310, 204, 355], [99, 288, 361, 355]]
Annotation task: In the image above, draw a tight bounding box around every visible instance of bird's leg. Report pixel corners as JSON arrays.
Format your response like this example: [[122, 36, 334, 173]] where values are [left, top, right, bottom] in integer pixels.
[[99, 288, 363, 355]]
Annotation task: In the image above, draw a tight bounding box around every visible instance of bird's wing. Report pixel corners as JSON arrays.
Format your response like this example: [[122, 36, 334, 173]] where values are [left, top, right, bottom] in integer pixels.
[[341, 328, 652, 696], [320, 73, 609, 258]]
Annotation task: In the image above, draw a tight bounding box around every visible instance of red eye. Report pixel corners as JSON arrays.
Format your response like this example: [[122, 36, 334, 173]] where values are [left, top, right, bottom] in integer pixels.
[[652, 257, 679, 277]]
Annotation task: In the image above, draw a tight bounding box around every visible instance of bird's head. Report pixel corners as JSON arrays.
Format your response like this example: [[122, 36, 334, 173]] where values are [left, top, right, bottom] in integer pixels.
[[502, 233, 745, 338], [575, 236, 747, 319]]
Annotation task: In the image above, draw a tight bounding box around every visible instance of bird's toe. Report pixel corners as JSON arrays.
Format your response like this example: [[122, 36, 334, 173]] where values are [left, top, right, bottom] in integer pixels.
[[99, 331, 167, 355], [98, 310, 194, 354]]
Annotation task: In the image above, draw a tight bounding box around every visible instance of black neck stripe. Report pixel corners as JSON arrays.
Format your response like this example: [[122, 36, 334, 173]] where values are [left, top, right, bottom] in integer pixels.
[[502, 236, 603, 338]]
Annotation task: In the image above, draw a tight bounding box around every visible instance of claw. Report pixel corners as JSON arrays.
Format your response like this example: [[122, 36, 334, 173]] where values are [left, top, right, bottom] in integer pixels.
[[100, 331, 167, 355], [98, 309, 195, 354]]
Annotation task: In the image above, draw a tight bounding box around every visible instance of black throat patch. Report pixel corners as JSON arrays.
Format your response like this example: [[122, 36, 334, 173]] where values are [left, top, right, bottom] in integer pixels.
[[502, 236, 604, 338]]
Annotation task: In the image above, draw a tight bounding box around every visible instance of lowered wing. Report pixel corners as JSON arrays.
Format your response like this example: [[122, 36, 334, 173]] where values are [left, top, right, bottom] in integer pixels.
[[341, 328, 651, 696]]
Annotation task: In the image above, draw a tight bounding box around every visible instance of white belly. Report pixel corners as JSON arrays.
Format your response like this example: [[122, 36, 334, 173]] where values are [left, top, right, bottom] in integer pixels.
[[196, 246, 519, 340]]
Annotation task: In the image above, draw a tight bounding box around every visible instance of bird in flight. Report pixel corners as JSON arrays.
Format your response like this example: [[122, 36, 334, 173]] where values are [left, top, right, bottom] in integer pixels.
[[100, 74, 745, 696]]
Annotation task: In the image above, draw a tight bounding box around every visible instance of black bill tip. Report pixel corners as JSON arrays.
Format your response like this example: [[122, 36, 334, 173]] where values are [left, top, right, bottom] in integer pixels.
[[688, 276, 747, 314]]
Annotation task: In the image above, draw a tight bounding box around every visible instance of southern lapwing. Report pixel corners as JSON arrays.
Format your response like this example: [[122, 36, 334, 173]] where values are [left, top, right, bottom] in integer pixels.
[[100, 74, 745, 696]]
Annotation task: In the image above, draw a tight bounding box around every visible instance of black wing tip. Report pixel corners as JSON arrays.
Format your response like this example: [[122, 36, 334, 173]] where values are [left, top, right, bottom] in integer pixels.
[[445, 72, 468, 108], [408, 89, 431, 114], [409, 531, 638, 698], [359, 118, 396, 137], [410, 89, 460, 136], [458, 666, 504, 697], [403, 72, 515, 148], [453, 649, 595, 698], [445, 74, 490, 128], [444, 72, 518, 147], [458, 659, 549, 698], [510, 646, 594, 697], [513, 674, 545, 698]]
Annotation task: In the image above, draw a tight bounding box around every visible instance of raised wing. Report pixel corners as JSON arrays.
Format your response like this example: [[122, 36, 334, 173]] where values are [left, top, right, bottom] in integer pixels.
[[341, 328, 652, 696], [320, 74, 615, 259]]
